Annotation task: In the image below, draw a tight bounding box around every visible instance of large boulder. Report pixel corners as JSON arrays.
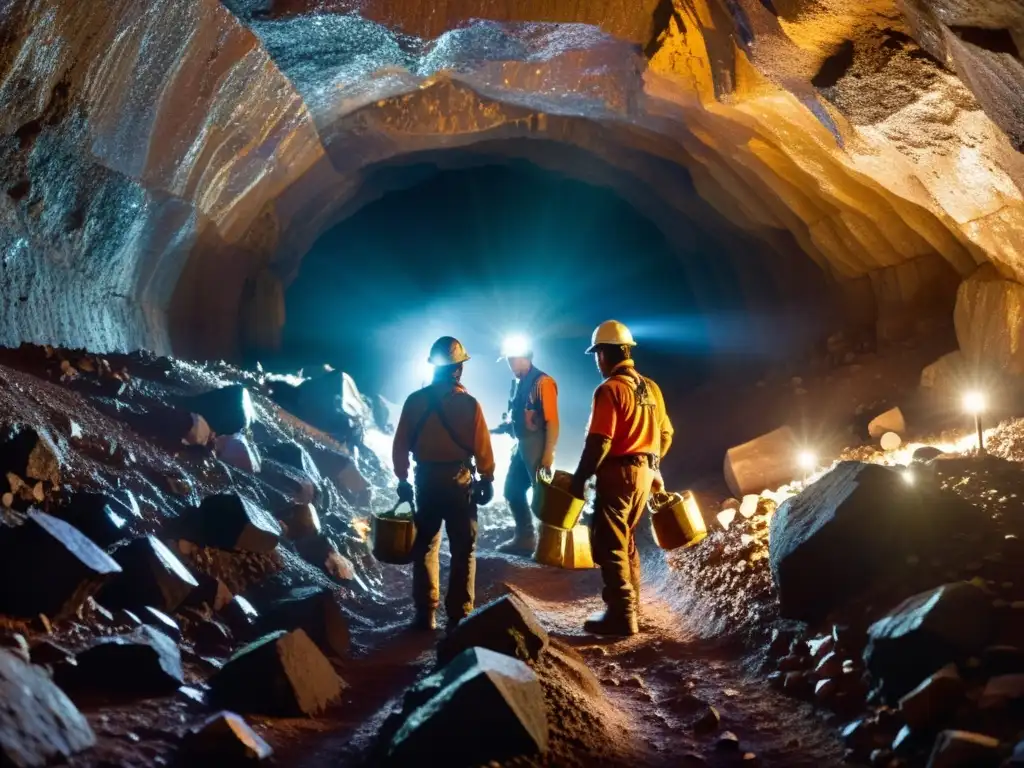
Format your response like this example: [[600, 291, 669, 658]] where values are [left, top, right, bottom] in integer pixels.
[[186, 385, 255, 436], [865, 582, 995, 698], [0, 511, 121, 620], [254, 586, 349, 659], [920, 351, 967, 392], [293, 370, 372, 440], [439, 594, 549, 666], [186, 494, 281, 553], [723, 426, 800, 497], [210, 630, 345, 716], [954, 264, 1024, 375], [99, 535, 199, 613], [386, 647, 548, 766], [58, 626, 184, 698], [769, 462, 975, 621], [0, 648, 96, 766]]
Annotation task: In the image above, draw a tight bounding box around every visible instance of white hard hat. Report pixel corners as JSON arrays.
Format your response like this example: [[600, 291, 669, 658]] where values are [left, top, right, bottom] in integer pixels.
[[586, 320, 636, 354]]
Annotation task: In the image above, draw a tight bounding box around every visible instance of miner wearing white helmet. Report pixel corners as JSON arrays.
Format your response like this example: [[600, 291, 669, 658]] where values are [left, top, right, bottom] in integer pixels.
[[392, 336, 497, 631], [570, 320, 674, 637]]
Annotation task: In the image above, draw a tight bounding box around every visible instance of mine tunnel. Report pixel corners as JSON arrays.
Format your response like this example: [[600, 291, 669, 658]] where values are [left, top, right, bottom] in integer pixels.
[[3, 1, 1024, 767]]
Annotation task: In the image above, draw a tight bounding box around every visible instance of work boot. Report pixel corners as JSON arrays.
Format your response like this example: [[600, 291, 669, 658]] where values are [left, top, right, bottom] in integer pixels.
[[411, 610, 437, 631], [583, 608, 638, 637], [497, 532, 536, 556]]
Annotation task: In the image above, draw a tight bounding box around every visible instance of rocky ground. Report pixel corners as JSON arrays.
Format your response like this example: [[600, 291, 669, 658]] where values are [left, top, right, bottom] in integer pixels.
[[0, 339, 1023, 768]]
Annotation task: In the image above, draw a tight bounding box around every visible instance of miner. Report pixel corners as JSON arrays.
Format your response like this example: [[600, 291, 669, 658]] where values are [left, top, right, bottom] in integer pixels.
[[491, 335, 560, 556], [392, 337, 496, 631], [570, 320, 674, 636]]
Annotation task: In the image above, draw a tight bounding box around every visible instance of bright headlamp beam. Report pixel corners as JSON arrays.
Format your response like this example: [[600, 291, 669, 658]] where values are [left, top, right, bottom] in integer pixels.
[[501, 334, 531, 359]]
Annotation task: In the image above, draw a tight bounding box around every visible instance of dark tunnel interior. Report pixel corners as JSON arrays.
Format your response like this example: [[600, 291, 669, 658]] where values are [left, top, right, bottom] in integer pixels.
[[273, 160, 833, 465]]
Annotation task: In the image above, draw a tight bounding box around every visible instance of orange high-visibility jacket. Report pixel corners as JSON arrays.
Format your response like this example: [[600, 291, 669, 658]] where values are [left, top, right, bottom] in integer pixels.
[[393, 382, 496, 481], [586, 361, 673, 459]]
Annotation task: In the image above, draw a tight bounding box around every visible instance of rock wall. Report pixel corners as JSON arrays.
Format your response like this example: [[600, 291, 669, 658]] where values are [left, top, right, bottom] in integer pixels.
[[2, 0, 1023, 360]]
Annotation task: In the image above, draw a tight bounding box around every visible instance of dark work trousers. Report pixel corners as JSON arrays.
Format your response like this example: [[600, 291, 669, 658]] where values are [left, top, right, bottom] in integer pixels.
[[412, 463, 478, 621], [590, 460, 655, 614], [503, 447, 535, 536]]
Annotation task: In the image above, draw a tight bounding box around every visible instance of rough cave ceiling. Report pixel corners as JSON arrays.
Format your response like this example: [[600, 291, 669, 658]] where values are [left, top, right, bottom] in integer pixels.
[[1, 0, 1023, 360]]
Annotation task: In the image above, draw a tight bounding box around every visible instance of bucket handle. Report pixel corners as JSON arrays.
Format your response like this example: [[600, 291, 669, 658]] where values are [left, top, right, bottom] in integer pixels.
[[535, 466, 554, 484], [384, 499, 416, 518]]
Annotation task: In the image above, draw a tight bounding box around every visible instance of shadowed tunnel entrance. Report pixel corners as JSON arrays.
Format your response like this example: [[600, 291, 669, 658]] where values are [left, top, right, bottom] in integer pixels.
[[272, 158, 833, 465]]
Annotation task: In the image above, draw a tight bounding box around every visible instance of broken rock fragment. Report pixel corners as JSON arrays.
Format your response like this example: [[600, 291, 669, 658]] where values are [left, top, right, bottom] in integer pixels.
[[723, 426, 799, 497], [770, 462, 975, 621], [978, 673, 1024, 710], [215, 433, 261, 473], [181, 711, 273, 764], [187, 385, 255, 436], [220, 595, 259, 639], [100, 535, 199, 613], [210, 629, 344, 716], [285, 503, 321, 539], [0, 425, 61, 486], [265, 442, 322, 483], [261, 459, 318, 505], [59, 626, 184, 698], [256, 586, 349, 659], [0, 511, 121, 620], [439, 593, 549, 665], [926, 730, 1001, 768], [189, 494, 281, 553], [387, 647, 548, 766], [0, 648, 96, 766], [865, 582, 994, 698], [57, 491, 138, 548], [898, 664, 965, 729]]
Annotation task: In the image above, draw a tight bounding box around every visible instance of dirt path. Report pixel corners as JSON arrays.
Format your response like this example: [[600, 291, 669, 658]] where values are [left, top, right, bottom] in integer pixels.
[[271, 534, 846, 767]]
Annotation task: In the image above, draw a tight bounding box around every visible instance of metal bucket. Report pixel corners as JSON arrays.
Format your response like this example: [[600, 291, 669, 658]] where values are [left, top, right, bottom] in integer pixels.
[[649, 490, 707, 551], [531, 470, 585, 530], [370, 503, 417, 564], [534, 523, 595, 569]]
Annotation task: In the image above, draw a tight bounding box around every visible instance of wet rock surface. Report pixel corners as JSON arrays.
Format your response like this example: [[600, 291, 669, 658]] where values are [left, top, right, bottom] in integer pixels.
[[0, 341, 1021, 767], [0, 648, 96, 766]]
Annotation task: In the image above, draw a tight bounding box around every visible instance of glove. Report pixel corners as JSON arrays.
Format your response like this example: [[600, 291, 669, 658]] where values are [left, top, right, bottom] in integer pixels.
[[651, 471, 665, 494], [397, 480, 414, 504], [473, 479, 494, 506]]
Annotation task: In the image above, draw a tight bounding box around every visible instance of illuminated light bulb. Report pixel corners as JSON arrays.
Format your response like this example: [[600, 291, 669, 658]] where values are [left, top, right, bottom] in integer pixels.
[[501, 334, 532, 359], [963, 390, 986, 415], [797, 451, 817, 471]]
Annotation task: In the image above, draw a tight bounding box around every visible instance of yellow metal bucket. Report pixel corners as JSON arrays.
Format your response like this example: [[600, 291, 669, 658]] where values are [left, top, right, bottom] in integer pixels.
[[649, 490, 707, 551], [534, 523, 595, 569], [531, 470, 585, 530], [534, 523, 567, 567], [370, 504, 417, 564]]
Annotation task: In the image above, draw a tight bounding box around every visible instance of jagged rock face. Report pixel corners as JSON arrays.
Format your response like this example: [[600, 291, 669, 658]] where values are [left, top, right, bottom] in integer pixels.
[[1, 0, 1023, 358]]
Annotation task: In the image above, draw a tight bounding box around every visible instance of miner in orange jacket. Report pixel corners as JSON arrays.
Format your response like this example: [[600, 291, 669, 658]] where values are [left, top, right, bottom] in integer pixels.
[[392, 337, 497, 631], [570, 320, 674, 636], [491, 336, 560, 555]]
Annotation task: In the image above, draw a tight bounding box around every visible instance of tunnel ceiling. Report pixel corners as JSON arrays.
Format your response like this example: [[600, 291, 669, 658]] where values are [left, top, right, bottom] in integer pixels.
[[1, 0, 1024, 358]]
